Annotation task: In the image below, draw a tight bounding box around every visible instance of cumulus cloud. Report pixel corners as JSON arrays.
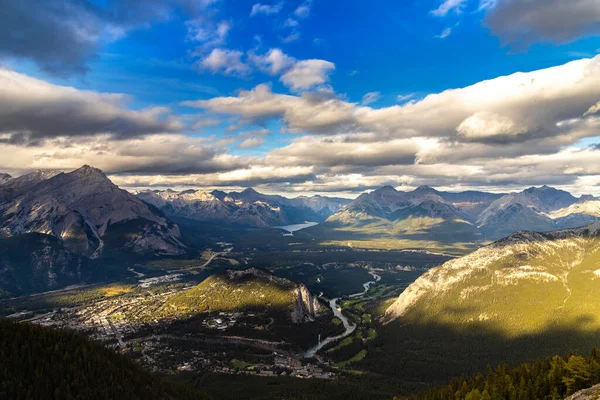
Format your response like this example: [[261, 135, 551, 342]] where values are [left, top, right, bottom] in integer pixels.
[[198, 49, 252, 76], [251, 49, 335, 90], [269, 135, 419, 168], [250, 48, 296, 75], [4, 53, 600, 195], [187, 56, 600, 144], [183, 83, 355, 133], [187, 19, 232, 53], [456, 111, 527, 139], [111, 165, 316, 189], [281, 59, 335, 91], [0, 0, 216, 76], [355, 56, 600, 143], [0, 134, 245, 176], [483, 0, 600, 47], [0, 68, 183, 143], [250, 2, 283, 16], [235, 129, 271, 149], [238, 136, 266, 149]]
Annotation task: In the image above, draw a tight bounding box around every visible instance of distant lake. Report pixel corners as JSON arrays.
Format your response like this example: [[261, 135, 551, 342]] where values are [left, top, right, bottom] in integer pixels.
[[274, 222, 318, 234]]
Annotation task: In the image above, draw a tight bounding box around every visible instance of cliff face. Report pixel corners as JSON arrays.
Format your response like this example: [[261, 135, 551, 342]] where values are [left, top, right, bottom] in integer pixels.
[[291, 284, 321, 323], [565, 384, 600, 400]]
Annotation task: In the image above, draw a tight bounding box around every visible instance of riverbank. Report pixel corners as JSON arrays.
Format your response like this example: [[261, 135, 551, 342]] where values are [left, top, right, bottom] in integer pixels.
[[305, 270, 381, 358]]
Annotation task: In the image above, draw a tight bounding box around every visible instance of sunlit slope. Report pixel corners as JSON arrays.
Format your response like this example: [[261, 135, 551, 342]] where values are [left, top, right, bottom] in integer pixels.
[[166, 268, 320, 322], [386, 222, 600, 336]]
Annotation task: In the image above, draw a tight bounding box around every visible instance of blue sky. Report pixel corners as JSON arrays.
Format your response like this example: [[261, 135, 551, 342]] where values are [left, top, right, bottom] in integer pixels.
[[29, 0, 600, 108], [1, 0, 600, 196]]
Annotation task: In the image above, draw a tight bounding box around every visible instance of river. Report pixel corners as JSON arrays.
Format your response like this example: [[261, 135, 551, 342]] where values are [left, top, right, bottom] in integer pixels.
[[273, 222, 319, 236], [304, 270, 381, 358]]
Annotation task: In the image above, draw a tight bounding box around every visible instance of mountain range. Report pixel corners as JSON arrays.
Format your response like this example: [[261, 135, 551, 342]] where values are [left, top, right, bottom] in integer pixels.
[[312, 185, 600, 251], [0, 166, 187, 295], [136, 187, 350, 227]]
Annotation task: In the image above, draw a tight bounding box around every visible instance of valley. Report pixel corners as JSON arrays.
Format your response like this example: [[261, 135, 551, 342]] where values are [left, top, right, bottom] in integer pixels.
[[0, 230, 440, 394], [2, 167, 600, 399]]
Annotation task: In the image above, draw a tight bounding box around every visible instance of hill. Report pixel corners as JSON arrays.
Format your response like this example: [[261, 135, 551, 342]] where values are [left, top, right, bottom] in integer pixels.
[[0, 319, 209, 400], [399, 350, 600, 400], [361, 222, 600, 383], [166, 268, 321, 323]]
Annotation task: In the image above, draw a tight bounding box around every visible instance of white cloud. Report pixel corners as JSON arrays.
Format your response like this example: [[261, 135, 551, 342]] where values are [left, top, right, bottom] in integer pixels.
[[6, 55, 600, 196], [250, 2, 283, 16], [280, 31, 301, 43], [361, 92, 381, 105], [184, 84, 355, 133], [250, 48, 296, 75], [431, 0, 468, 16], [0, 68, 183, 143], [294, 1, 312, 18], [0, 134, 244, 176], [238, 136, 266, 149], [585, 101, 600, 116], [457, 111, 527, 139], [280, 59, 335, 90], [199, 48, 252, 77], [397, 93, 415, 103], [355, 56, 600, 143], [483, 0, 600, 47], [284, 18, 299, 27], [437, 27, 452, 39]]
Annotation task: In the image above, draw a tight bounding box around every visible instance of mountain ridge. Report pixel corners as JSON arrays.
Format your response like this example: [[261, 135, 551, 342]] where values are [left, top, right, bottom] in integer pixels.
[[316, 185, 599, 249], [136, 187, 351, 227], [0, 165, 186, 258]]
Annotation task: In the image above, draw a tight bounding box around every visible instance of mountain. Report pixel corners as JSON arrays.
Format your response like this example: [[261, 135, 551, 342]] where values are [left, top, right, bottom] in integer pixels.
[[136, 187, 350, 227], [166, 267, 321, 323], [386, 221, 600, 334], [0, 173, 11, 185], [476, 185, 598, 238], [0, 165, 186, 258], [313, 185, 599, 251], [363, 222, 600, 383], [0, 233, 88, 296], [311, 185, 502, 252], [0, 319, 209, 400]]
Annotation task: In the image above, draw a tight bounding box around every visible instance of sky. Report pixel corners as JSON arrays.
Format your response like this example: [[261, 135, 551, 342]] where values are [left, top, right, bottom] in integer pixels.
[[1, 0, 600, 197]]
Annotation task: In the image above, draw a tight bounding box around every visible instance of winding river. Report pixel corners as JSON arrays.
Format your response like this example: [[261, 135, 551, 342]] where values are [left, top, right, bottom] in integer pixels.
[[304, 270, 381, 358]]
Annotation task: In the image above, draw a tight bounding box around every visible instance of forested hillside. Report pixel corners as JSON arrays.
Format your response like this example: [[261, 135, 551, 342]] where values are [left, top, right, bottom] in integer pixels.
[[399, 350, 600, 400], [0, 320, 209, 400]]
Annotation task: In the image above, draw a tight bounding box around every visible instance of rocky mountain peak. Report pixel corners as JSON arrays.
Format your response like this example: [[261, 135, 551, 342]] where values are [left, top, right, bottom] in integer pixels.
[[72, 164, 105, 177], [413, 185, 437, 193], [373, 185, 397, 194]]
